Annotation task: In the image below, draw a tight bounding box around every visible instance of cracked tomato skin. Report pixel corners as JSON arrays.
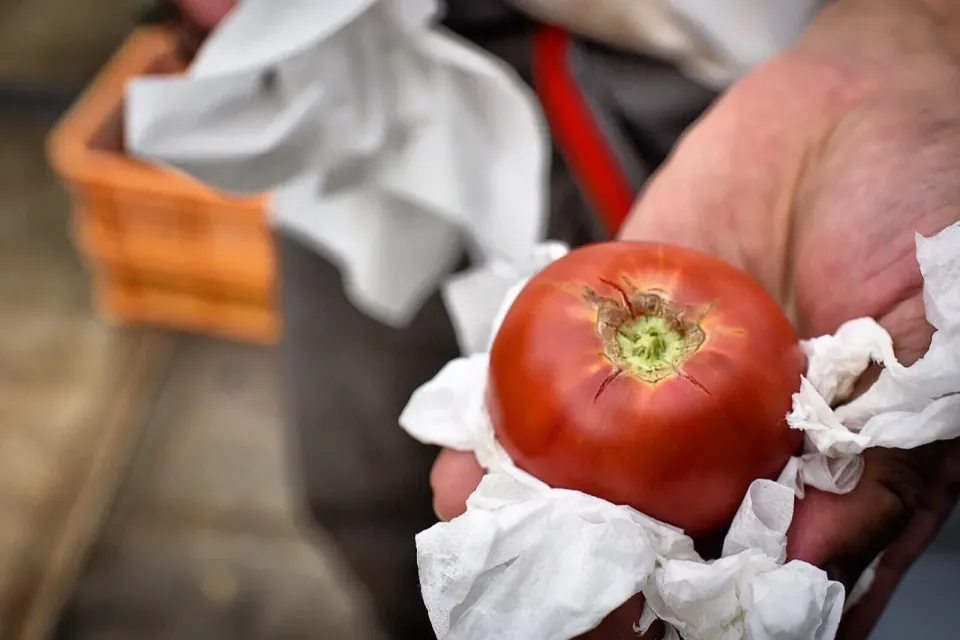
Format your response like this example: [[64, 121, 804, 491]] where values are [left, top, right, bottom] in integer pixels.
[[486, 241, 806, 536]]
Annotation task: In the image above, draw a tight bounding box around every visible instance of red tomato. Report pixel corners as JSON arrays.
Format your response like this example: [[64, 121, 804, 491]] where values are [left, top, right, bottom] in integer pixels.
[[486, 242, 805, 536]]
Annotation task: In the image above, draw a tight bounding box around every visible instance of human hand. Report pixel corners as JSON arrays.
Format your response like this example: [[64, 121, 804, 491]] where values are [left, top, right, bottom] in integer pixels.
[[617, 0, 960, 636], [160, 0, 234, 61], [174, 0, 235, 28], [432, 0, 960, 637]]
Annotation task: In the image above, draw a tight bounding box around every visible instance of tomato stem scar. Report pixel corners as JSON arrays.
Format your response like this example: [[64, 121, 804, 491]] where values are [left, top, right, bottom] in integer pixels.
[[589, 286, 707, 384]]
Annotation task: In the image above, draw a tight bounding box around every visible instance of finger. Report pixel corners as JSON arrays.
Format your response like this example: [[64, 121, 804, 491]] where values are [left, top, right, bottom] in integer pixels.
[[787, 319, 941, 578], [836, 440, 960, 639], [429, 448, 485, 521], [176, 0, 236, 28], [786, 448, 910, 574], [786, 441, 950, 581], [576, 594, 665, 640]]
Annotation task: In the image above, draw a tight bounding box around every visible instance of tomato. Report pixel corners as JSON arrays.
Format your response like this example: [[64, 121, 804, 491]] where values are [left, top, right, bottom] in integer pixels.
[[486, 242, 805, 536]]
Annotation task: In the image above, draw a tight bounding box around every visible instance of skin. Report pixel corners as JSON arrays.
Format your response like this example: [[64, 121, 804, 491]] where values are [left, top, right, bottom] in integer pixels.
[[432, 0, 960, 637], [176, 0, 960, 635], [174, 0, 235, 28]]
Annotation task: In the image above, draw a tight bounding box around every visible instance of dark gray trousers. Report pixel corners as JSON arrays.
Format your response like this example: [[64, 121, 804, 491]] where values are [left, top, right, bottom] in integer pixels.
[[277, 26, 715, 639]]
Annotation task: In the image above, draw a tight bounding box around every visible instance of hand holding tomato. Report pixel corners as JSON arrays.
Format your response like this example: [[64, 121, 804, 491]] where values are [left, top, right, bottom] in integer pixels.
[[431, 0, 960, 637]]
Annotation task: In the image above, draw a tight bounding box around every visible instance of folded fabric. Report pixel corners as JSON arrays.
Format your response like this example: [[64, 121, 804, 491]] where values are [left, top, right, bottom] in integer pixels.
[[125, 0, 550, 341]]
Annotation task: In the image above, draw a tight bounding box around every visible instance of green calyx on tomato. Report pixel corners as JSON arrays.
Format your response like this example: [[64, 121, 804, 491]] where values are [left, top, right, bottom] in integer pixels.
[[588, 284, 707, 384], [617, 315, 691, 369]]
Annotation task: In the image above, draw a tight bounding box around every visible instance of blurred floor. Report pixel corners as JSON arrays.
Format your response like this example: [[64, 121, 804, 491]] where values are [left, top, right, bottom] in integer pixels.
[[0, 2, 372, 638], [0, 112, 173, 639], [54, 336, 373, 640]]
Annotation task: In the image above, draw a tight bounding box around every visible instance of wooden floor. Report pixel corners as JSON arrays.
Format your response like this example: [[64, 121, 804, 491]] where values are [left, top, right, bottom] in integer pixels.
[[53, 337, 374, 640], [0, 2, 373, 638], [0, 110, 164, 640]]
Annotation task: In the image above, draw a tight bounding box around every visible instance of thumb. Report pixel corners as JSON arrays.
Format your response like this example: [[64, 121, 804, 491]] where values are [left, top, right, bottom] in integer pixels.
[[836, 440, 960, 638], [786, 441, 958, 638], [785, 324, 944, 588], [576, 594, 665, 640], [429, 448, 485, 521], [786, 445, 943, 579]]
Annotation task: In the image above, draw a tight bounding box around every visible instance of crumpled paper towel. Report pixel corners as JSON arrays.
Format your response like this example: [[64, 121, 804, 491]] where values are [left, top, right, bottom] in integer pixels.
[[124, 0, 549, 336], [399, 222, 960, 640]]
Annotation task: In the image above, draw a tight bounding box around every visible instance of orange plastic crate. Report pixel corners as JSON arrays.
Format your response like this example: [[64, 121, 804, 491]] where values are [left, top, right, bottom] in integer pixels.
[[47, 27, 279, 344]]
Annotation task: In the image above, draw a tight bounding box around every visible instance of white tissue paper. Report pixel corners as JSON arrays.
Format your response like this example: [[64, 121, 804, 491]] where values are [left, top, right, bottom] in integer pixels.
[[124, 0, 550, 336], [400, 221, 960, 640]]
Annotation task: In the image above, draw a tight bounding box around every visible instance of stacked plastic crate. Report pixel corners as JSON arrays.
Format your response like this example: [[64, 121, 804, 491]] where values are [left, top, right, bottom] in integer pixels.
[[47, 27, 278, 344]]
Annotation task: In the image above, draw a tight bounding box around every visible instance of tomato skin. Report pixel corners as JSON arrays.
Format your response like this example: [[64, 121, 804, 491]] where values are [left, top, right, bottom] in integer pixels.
[[486, 241, 805, 537]]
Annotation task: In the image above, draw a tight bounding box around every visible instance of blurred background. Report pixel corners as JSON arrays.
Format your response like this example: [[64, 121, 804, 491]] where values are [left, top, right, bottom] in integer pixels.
[[0, 1, 374, 638]]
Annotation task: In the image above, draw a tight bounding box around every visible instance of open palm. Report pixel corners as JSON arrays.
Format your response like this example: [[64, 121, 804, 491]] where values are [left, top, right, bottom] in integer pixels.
[[617, 1, 960, 637], [432, 2, 960, 639]]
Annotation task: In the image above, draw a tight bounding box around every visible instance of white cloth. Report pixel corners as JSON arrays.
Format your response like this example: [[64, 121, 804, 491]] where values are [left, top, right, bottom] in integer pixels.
[[399, 222, 960, 640], [505, 0, 826, 88], [125, 0, 550, 349], [124, 0, 832, 345]]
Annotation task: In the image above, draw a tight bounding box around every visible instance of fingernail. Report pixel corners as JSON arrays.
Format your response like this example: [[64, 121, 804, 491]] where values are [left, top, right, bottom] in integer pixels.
[[433, 503, 447, 522]]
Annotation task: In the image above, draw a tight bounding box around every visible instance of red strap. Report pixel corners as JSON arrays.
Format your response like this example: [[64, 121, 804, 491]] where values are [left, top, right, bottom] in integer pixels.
[[532, 26, 636, 236]]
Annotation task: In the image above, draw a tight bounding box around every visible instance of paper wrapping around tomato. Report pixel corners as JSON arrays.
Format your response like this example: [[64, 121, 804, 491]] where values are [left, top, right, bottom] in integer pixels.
[[399, 221, 960, 640]]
